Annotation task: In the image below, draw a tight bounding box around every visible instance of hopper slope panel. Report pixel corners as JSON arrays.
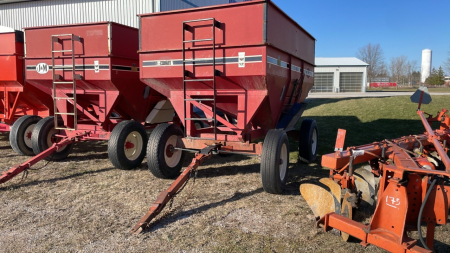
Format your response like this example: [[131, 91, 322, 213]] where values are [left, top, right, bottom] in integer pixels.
[[0, 32, 23, 56], [0, 56, 22, 86], [139, 3, 264, 52], [110, 57, 164, 122]]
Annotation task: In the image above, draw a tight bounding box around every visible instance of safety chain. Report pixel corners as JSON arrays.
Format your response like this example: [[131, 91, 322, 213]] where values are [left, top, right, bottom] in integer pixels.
[[146, 169, 198, 228], [20, 152, 55, 182]]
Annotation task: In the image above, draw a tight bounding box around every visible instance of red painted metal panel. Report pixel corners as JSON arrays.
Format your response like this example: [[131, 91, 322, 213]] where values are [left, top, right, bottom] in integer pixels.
[[0, 32, 51, 127], [24, 22, 166, 132], [0, 33, 21, 55], [139, 0, 315, 141], [0, 56, 20, 84], [26, 23, 109, 59], [266, 4, 315, 65], [139, 3, 264, 52]]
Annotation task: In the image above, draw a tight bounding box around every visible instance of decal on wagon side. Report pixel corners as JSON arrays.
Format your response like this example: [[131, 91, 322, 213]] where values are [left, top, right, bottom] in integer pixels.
[[238, 52, 245, 68], [36, 63, 49, 74]]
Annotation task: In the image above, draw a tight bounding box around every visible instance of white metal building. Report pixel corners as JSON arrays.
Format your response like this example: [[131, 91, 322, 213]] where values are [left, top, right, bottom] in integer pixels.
[[0, 0, 245, 30], [312, 57, 369, 93]]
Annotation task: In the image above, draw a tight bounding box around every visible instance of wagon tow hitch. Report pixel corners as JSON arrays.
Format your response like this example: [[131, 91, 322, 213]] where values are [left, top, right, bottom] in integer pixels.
[[0, 131, 90, 185], [130, 145, 216, 235]]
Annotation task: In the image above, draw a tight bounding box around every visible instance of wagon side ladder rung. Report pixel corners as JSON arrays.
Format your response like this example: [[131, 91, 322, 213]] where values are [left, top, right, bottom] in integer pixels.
[[51, 34, 79, 130], [182, 18, 220, 140]]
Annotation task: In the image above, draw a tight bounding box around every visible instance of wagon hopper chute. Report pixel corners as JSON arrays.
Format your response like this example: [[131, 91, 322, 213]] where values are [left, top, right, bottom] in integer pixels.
[[0, 27, 52, 156], [132, 0, 318, 233], [0, 22, 173, 185]]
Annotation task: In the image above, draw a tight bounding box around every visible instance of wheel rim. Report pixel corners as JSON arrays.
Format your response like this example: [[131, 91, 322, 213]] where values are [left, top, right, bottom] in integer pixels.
[[46, 128, 66, 153], [24, 123, 36, 148], [311, 128, 317, 155], [124, 131, 143, 161], [164, 135, 181, 168], [279, 143, 288, 180]]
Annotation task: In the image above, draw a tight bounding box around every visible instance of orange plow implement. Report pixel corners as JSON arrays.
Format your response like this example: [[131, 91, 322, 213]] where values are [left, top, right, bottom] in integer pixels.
[[300, 88, 450, 252]]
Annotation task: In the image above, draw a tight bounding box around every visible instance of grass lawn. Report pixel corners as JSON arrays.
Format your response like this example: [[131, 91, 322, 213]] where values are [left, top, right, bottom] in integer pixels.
[[301, 95, 449, 156]]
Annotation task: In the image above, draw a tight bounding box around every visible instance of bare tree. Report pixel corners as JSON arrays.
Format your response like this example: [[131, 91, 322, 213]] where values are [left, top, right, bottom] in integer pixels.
[[378, 62, 389, 77], [356, 43, 385, 84], [389, 55, 408, 85], [445, 45, 450, 75], [405, 60, 418, 86]]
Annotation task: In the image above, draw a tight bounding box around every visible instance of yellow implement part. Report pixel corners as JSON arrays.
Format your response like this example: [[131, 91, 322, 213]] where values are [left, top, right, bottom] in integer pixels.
[[319, 178, 342, 201], [300, 183, 340, 218], [340, 191, 353, 242]]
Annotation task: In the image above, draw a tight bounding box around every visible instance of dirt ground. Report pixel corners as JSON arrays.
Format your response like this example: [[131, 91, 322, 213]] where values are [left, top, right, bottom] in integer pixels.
[[0, 132, 449, 252]]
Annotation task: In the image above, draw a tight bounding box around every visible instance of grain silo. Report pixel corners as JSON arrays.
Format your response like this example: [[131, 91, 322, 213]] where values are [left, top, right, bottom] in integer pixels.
[[421, 49, 432, 83]]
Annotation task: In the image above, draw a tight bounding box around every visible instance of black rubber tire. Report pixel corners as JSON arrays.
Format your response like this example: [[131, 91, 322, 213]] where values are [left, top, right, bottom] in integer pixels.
[[298, 119, 318, 163], [260, 129, 289, 194], [108, 120, 148, 170], [147, 123, 186, 179], [10, 115, 42, 156], [31, 116, 74, 161]]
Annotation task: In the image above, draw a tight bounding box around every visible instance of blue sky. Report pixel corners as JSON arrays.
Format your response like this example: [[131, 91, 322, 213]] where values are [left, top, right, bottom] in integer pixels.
[[272, 0, 450, 73]]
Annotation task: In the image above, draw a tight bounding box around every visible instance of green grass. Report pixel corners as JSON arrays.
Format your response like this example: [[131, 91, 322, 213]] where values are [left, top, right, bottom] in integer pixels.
[[301, 95, 450, 156]]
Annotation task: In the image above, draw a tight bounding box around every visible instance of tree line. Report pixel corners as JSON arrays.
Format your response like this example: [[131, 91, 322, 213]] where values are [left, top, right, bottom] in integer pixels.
[[356, 43, 450, 86]]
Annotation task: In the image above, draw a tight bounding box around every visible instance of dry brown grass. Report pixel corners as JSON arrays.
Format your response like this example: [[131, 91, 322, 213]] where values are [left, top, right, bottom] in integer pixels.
[[0, 133, 385, 253]]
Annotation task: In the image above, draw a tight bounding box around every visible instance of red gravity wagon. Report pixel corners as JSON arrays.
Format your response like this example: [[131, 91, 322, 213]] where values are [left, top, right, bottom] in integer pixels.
[[0, 27, 52, 156], [132, 0, 318, 233], [0, 22, 174, 185]]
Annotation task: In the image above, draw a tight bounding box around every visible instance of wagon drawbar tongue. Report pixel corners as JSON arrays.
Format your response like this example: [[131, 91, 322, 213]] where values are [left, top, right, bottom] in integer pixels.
[[130, 145, 216, 234], [0, 131, 90, 185]]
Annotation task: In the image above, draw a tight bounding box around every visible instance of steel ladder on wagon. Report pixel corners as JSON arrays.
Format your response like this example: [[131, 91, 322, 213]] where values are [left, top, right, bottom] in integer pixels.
[[51, 34, 80, 131], [182, 18, 221, 140]]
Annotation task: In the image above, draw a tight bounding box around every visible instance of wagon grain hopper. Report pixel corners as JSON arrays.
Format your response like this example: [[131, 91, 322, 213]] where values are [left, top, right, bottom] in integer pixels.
[[0, 22, 174, 184], [131, 0, 318, 233], [300, 88, 450, 252], [0, 27, 52, 156]]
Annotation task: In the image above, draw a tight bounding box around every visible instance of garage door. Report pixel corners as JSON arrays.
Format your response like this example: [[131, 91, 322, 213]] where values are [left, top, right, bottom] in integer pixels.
[[339, 72, 363, 92], [312, 73, 333, 92]]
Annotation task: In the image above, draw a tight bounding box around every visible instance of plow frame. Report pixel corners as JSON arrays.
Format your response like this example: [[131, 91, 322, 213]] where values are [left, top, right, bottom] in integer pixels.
[[317, 108, 450, 252]]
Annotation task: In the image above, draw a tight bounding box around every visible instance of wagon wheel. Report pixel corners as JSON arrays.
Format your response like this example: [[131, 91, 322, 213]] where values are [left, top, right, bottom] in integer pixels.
[[147, 123, 186, 179], [260, 129, 289, 194], [10, 115, 42, 156], [31, 116, 74, 161], [298, 119, 318, 163], [108, 120, 148, 170]]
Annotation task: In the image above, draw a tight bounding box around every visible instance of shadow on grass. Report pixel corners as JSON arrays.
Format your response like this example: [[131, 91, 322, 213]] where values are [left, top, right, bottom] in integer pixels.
[[144, 187, 265, 233], [66, 152, 109, 161], [284, 163, 329, 196], [429, 239, 450, 252], [193, 157, 258, 178], [297, 116, 434, 156], [0, 167, 115, 191]]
